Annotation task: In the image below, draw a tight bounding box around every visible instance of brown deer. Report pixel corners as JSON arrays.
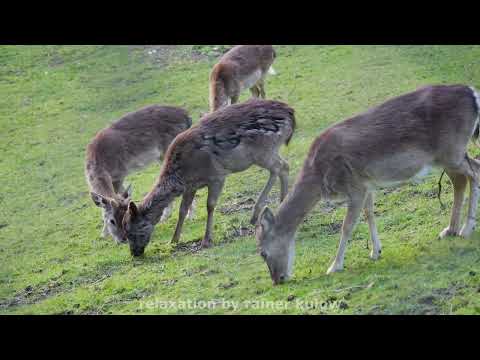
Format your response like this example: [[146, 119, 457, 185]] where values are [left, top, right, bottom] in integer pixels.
[[256, 85, 480, 284], [209, 45, 277, 113], [122, 99, 295, 257], [85, 105, 193, 243]]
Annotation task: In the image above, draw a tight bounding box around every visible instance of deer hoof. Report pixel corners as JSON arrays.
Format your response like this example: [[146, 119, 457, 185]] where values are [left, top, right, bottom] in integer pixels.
[[201, 239, 214, 249], [439, 227, 458, 239], [370, 249, 381, 261], [326, 262, 343, 275], [460, 223, 475, 238]]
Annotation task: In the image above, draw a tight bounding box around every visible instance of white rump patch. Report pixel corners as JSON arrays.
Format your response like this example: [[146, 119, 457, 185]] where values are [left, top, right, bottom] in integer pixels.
[[470, 86, 480, 110], [469, 86, 480, 135]]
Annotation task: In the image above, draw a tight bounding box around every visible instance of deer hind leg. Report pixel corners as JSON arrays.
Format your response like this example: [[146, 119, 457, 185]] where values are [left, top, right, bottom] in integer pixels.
[[257, 78, 266, 99], [229, 83, 241, 105], [250, 155, 289, 225], [439, 171, 467, 238], [249, 85, 261, 98], [201, 180, 225, 249], [460, 157, 480, 237], [364, 192, 382, 260], [171, 190, 197, 244], [444, 156, 480, 238], [327, 191, 367, 274], [230, 92, 239, 105]]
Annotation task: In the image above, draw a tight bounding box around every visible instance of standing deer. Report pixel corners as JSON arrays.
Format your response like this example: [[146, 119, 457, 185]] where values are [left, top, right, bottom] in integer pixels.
[[256, 85, 480, 284], [209, 45, 277, 113], [122, 99, 295, 257], [85, 105, 193, 243]]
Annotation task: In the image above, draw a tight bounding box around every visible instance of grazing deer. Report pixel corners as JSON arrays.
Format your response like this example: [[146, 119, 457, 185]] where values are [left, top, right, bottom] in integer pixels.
[[122, 99, 295, 257], [256, 85, 480, 284], [209, 45, 277, 112], [85, 105, 193, 243]]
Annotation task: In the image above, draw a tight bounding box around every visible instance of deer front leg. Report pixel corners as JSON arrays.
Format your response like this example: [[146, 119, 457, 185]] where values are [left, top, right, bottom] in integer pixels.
[[439, 171, 467, 238], [277, 157, 289, 202], [257, 79, 266, 99], [171, 191, 197, 244], [251, 156, 289, 225], [186, 197, 196, 220], [327, 192, 367, 274], [364, 192, 382, 260], [101, 210, 110, 238], [160, 202, 174, 223], [250, 172, 278, 225], [201, 180, 225, 249]]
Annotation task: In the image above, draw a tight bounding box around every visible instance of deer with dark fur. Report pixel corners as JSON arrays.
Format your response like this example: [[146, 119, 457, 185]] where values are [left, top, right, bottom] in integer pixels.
[[122, 99, 295, 257], [256, 85, 480, 284], [209, 45, 277, 112], [85, 105, 193, 243]]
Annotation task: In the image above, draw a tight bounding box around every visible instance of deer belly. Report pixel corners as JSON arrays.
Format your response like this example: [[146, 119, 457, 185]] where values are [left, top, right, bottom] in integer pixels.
[[367, 164, 433, 190], [128, 148, 162, 171], [240, 70, 262, 90]]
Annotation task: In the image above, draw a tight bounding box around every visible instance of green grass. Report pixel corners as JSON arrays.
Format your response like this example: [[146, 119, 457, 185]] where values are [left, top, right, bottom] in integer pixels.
[[1, 45, 480, 315]]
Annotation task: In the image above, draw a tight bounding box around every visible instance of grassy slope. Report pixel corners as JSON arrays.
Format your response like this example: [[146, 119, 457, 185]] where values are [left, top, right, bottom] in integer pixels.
[[1, 45, 480, 314]]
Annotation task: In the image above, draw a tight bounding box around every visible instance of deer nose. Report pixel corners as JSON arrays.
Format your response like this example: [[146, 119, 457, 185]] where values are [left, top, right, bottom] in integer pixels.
[[273, 275, 286, 285]]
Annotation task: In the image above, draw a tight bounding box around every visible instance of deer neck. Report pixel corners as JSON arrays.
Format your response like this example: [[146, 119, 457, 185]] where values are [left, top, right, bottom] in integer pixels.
[[139, 173, 185, 225], [274, 177, 321, 240]]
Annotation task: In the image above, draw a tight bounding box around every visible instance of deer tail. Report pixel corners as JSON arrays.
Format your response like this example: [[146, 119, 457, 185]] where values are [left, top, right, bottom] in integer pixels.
[[469, 86, 480, 144]]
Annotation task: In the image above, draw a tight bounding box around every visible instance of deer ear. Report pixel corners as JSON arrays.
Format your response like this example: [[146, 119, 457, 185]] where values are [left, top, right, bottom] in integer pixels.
[[122, 184, 133, 199], [259, 207, 275, 233], [91, 192, 111, 210], [128, 201, 140, 219]]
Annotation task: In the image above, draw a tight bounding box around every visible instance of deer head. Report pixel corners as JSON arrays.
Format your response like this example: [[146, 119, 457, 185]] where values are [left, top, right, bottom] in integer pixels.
[[255, 207, 295, 285], [90, 185, 132, 243], [122, 201, 155, 257]]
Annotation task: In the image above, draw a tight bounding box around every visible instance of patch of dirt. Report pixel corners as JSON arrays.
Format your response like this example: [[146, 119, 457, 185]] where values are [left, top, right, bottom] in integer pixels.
[[173, 240, 204, 255], [162, 279, 178, 286], [402, 282, 470, 315], [0, 281, 63, 310], [0, 266, 120, 310], [318, 221, 343, 235], [218, 280, 239, 290], [48, 54, 64, 68], [129, 45, 209, 68], [219, 197, 256, 215], [418, 295, 436, 305], [221, 225, 255, 244]]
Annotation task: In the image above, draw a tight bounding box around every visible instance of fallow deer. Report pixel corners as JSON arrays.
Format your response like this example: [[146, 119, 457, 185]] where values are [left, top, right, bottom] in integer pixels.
[[256, 84, 480, 284], [209, 45, 277, 113], [85, 105, 193, 243], [122, 99, 295, 257]]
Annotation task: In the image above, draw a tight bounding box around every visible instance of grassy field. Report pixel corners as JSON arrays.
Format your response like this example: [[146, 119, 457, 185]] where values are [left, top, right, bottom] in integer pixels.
[[1, 45, 480, 315]]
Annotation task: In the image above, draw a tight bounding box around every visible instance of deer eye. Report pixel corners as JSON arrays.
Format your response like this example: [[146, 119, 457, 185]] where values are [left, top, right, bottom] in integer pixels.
[[110, 220, 116, 225], [260, 250, 268, 259]]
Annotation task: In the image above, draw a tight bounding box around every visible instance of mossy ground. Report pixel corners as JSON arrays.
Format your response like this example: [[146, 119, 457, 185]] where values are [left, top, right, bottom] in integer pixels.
[[1, 45, 480, 314]]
